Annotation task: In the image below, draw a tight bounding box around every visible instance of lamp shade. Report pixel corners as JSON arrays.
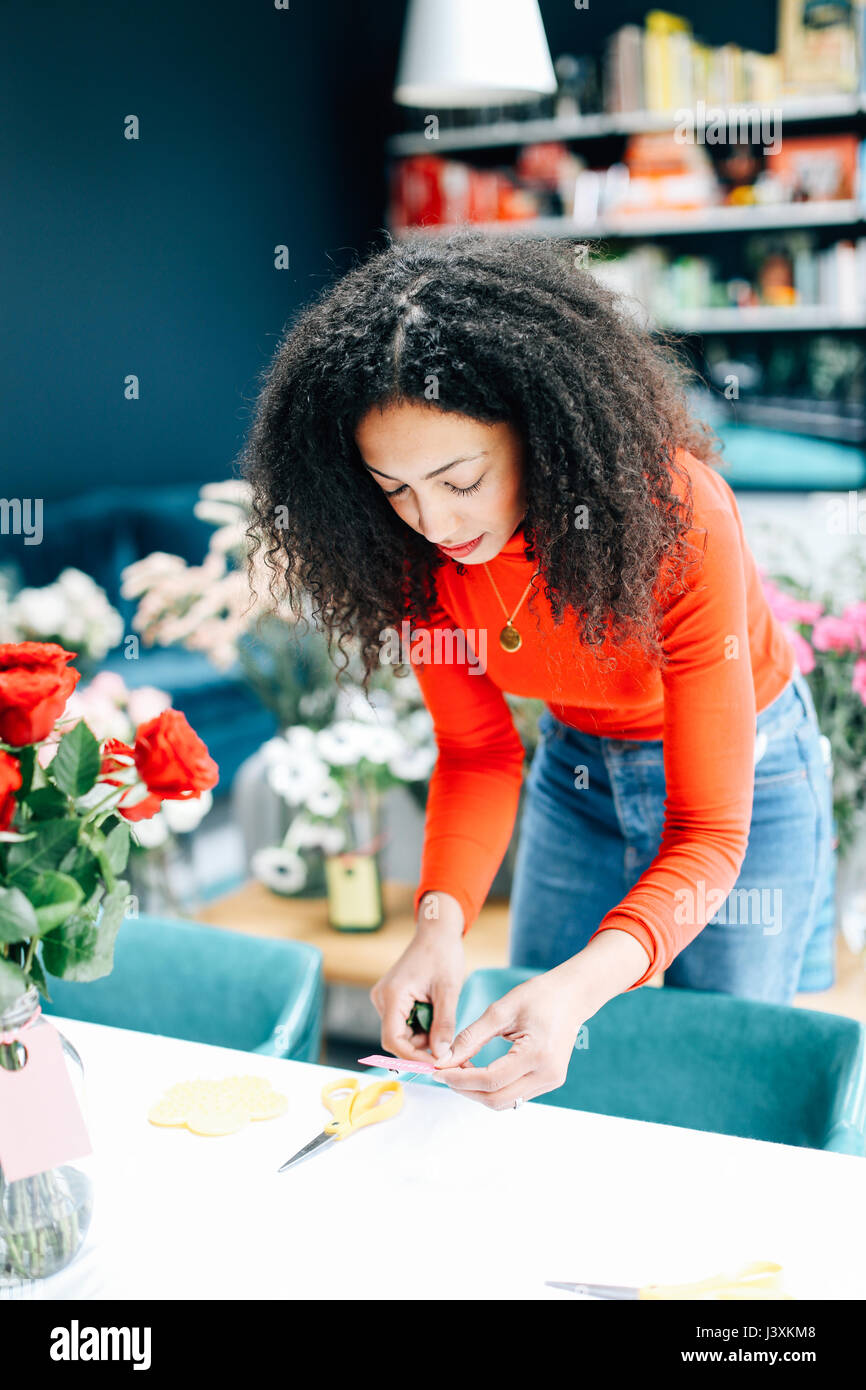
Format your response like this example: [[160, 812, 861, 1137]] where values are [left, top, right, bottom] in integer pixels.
[[393, 0, 557, 108]]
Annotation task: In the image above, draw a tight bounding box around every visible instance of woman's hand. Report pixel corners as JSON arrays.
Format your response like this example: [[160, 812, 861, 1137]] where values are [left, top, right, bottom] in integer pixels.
[[370, 891, 465, 1063], [433, 930, 652, 1109]]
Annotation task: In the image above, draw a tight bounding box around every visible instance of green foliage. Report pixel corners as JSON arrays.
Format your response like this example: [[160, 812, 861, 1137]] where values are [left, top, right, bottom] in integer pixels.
[[0, 713, 137, 1009], [51, 721, 101, 798]]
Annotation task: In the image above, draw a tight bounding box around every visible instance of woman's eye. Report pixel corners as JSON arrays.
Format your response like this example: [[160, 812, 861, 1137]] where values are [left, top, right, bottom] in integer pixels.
[[385, 476, 483, 499]]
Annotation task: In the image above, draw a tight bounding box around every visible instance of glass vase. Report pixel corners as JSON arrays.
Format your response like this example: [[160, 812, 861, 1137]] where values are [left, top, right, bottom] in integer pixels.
[[0, 985, 94, 1288]]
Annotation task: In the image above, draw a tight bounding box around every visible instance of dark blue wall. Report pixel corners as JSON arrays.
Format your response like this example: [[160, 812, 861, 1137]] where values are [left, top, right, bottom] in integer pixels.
[[2, 0, 776, 505], [2, 0, 406, 501]]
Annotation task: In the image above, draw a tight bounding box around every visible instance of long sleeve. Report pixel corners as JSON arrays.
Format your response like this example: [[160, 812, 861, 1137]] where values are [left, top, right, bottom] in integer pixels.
[[410, 612, 526, 932], [587, 501, 758, 988]]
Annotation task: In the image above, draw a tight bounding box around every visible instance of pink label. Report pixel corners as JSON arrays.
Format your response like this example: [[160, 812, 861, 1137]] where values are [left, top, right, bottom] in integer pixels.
[[357, 1053, 445, 1080], [0, 1023, 93, 1182]]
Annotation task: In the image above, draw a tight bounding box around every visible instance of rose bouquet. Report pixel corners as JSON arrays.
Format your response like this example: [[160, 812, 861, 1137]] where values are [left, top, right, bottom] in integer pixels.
[[0, 641, 218, 1284]]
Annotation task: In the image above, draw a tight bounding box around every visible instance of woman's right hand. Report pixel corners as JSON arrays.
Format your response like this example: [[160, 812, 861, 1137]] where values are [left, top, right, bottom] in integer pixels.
[[369, 891, 465, 1064]]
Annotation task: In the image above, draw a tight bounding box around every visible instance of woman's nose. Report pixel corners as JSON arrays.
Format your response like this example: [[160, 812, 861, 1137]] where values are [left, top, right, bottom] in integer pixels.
[[416, 497, 460, 546]]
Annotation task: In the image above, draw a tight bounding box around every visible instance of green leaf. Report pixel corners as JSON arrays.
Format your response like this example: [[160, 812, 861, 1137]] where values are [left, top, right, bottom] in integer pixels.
[[103, 821, 130, 875], [15, 745, 36, 797], [28, 870, 85, 935], [0, 886, 40, 942], [58, 842, 101, 900], [6, 818, 79, 881], [51, 721, 101, 798], [41, 879, 129, 982], [27, 948, 52, 1003], [0, 956, 28, 1009], [25, 785, 70, 820]]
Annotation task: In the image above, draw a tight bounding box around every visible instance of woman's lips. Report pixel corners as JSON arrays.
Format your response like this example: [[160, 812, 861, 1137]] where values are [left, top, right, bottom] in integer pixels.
[[438, 534, 484, 558]]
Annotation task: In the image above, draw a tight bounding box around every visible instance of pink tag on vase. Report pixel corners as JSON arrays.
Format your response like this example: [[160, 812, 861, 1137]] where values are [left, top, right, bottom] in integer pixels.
[[0, 1022, 93, 1182], [357, 1054, 447, 1081]]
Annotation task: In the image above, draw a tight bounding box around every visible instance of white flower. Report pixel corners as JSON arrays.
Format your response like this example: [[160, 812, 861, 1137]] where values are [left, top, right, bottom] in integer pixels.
[[316, 721, 371, 767], [161, 789, 213, 833], [306, 778, 343, 818], [361, 726, 409, 765], [194, 499, 248, 528], [283, 726, 318, 757], [198, 480, 252, 506], [388, 745, 437, 782], [252, 846, 307, 895], [130, 813, 171, 849], [317, 824, 346, 855], [286, 815, 345, 854]]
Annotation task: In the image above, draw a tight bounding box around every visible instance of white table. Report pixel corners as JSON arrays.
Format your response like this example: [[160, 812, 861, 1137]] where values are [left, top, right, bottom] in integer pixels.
[[7, 1016, 866, 1301]]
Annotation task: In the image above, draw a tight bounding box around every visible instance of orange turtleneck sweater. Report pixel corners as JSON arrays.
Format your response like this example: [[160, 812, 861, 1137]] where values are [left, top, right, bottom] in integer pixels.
[[408, 449, 796, 989]]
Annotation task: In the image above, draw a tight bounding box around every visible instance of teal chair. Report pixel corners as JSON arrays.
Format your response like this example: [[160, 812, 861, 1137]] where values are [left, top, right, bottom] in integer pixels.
[[450, 968, 866, 1156], [42, 914, 324, 1063]]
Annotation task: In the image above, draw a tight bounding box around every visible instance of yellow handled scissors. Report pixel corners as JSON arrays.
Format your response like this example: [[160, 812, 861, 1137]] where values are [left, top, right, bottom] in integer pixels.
[[277, 1076, 404, 1173], [547, 1260, 792, 1300]]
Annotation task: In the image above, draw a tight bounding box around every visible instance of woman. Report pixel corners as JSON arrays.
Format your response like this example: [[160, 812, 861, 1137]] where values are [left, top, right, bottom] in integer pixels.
[[243, 230, 833, 1112]]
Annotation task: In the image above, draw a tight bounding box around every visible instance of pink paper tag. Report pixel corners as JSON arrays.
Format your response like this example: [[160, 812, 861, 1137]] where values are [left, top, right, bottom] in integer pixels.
[[0, 1023, 93, 1182], [357, 1053, 445, 1081]]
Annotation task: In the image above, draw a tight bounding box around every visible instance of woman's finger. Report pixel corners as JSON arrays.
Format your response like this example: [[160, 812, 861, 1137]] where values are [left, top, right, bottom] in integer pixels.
[[381, 996, 435, 1062], [450, 1073, 542, 1112], [436, 1040, 533, 1093], [434, 999, 511, 1068]]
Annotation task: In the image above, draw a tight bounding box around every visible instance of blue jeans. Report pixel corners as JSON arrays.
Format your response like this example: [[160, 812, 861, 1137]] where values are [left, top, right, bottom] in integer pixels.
[[509, 670, 835, 1003]]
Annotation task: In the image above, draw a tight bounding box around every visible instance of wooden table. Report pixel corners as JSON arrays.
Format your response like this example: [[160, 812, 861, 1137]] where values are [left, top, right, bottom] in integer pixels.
[[195, 879, 510, 988], [196, 878, 865, 1021]]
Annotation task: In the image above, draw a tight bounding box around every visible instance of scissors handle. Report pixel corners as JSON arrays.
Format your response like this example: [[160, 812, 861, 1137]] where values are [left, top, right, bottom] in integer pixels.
[[638, 1260, 790, 1301], [322, 1076, 403, 1140]]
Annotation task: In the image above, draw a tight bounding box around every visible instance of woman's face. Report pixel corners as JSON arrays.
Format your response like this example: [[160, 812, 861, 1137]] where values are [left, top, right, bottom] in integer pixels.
[[354, 400, 526, 564]]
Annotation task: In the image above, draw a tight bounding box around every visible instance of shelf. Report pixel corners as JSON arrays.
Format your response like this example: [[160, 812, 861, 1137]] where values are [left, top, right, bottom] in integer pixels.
[[392, 200, 866, 242], [386, 95, 866, 156], [662, 307, 866, 333]]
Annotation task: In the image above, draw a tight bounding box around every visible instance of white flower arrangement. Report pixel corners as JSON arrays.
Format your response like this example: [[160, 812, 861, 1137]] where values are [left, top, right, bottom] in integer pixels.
[[0, 568, 124, 661], [251, 693, 437, 897]]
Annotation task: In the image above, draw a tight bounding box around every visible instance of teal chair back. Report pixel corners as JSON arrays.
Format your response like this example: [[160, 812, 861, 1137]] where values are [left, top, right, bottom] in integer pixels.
[[455, 968, 866, 1155], [42, 914, 324, 1063]]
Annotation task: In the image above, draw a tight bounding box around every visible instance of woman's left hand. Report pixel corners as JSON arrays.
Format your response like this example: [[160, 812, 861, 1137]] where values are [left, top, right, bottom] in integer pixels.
[[432, 961, 589, 1110]]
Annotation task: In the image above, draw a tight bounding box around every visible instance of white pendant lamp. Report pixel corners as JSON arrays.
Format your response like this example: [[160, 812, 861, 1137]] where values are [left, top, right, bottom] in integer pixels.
[[393, 0, 557, 108]]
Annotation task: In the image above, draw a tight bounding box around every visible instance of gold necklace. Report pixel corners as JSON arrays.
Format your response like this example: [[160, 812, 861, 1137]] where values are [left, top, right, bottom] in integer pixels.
[[483, 564, 539, 652]]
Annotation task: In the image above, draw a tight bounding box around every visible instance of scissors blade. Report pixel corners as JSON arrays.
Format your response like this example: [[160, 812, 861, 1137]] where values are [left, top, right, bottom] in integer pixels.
[[277, 1130, 335, 1173], [545, 1281, 638, 1299]]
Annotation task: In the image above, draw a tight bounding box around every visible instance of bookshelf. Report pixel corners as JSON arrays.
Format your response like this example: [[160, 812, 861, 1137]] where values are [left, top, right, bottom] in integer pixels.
[[386, 96, 866, 158], [384, 8, 866, 460]]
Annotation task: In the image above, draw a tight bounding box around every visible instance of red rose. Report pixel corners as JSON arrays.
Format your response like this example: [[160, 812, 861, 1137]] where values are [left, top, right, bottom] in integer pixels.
[[0, 750, 22, 830], [0, 643, 80, 746], [99, 737, 163, 822], [133, 710, 218, 800]]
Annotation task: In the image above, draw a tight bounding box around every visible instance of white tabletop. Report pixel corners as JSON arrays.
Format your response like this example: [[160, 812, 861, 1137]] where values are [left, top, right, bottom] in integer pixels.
[[7, 1015, 865, 1301]]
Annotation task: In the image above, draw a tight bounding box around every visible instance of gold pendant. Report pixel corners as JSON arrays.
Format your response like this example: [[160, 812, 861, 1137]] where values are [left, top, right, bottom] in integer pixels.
[[499, 623, 522, 652]]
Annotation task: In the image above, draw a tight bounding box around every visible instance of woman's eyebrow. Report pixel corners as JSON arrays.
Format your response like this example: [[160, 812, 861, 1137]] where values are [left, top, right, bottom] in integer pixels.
[[364, 451, 487, 483]]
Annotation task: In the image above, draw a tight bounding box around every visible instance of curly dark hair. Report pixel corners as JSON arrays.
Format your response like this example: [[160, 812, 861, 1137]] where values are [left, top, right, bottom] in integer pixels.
[[241, 229, 718, 684]]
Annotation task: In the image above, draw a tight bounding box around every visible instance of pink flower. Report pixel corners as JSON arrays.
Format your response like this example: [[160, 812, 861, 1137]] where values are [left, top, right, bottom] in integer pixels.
[[784, 626, 815, 675], [842, 602, 866, 649], [853, 659, 866, 705], [761, 579, 824, 627], [811, 616, 861, 654]]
